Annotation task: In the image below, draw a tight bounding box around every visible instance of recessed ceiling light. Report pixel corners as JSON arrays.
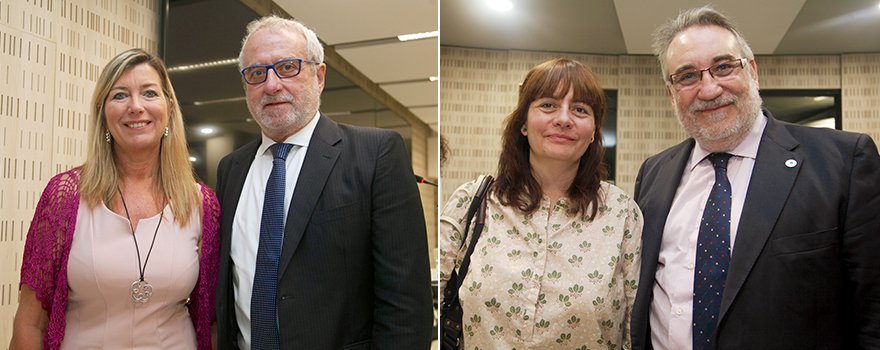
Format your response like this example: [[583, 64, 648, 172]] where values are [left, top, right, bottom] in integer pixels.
[[200, 127, 215, 135], [813, 96, 830, 101], [168, 58, 238, 72], [429, 76, 439, 82], [189, 156, 197, 162], [486, 0, 513, 11]]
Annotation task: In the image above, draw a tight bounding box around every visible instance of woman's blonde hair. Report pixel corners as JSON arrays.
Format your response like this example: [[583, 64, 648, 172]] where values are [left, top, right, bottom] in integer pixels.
[[80, 48, 199, 226]]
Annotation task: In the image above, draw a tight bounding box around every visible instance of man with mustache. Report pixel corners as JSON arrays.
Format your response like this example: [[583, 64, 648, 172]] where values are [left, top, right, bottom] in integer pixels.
[[632, 6, 880, 350], [214, 15, 433, 350]]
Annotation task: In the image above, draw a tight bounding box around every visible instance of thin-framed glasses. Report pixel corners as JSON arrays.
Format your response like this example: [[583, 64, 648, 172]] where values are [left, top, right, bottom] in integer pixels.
[[669, 58, 749, 90], [241, 58, 317, 85]]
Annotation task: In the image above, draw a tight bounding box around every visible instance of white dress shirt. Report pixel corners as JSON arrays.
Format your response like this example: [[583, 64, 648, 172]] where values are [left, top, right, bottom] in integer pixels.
[[650, 115, 767, 350], [230, 112, 320, 350]]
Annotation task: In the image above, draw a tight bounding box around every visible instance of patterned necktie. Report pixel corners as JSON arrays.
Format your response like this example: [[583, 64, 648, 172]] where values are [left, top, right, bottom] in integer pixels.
[[693, 152, 733, 350], [252, 143, 293, 350]]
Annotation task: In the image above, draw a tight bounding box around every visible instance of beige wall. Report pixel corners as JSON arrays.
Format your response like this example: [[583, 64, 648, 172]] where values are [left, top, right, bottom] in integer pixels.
[[0, 0, 161, 345], [439, 46, 880, 202]]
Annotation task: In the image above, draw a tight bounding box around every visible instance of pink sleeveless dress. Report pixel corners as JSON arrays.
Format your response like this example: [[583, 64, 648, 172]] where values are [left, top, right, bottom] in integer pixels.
[[62, 201, 200, 349]]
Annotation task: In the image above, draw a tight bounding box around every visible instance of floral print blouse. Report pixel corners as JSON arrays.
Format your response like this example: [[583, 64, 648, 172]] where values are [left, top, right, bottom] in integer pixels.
[[439, 180, 642, 350]]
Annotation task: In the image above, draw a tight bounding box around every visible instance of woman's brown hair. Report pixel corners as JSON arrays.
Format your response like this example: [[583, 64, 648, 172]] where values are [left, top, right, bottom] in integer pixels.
[[494, 58, 607, 219]]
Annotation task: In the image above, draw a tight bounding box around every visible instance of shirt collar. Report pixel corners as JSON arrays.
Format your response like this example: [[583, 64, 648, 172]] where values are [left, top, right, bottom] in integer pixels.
[[257, 111, 321, 158], [688, 111, 768, 171]]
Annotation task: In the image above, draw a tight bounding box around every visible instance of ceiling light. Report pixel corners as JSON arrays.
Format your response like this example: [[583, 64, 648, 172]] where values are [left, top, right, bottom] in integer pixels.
[[168, 58, 238, 72], [189, 156, 197, 162], [813, 96, 830, 101], [486, 0, 513, 11], [429, 76, 439, 82], [200, 127, 215, 135], [398, 31, 438, 41]]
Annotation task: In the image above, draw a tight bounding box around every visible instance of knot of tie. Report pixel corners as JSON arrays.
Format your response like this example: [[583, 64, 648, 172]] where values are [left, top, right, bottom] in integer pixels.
[[707, 152, 733, 170], [271, 143, 293, 160]]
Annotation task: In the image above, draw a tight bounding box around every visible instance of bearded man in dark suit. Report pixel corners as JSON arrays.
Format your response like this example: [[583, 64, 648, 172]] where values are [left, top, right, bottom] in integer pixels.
[[632, 6, 880, 350], [214, 14, 433, 350]]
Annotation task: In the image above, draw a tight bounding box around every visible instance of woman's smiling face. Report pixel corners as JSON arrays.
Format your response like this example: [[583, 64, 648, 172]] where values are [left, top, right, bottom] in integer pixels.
[[523, 85, 596, 167], [104, 63, 170, 155]]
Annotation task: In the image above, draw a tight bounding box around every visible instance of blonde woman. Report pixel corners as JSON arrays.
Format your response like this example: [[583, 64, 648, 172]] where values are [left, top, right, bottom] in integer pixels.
[[11, 48, 219, 350]]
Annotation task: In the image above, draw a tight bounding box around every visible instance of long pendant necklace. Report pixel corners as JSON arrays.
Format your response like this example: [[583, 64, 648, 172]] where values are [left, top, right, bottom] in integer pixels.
[[117, 186, 164, 303]]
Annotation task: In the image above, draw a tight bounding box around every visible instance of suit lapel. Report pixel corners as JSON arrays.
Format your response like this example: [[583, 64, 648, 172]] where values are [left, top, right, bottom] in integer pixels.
[[719, 113, 801, 324], [216, 139, 259, 339], [278, 115, 341, 278], [221, 140, 260, 244], [643, 140, 694, 270]]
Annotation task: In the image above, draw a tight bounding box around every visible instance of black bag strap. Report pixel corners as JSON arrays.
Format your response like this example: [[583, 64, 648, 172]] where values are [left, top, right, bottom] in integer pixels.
[[441, 175, 493, 309], [439, 176, 493, 349], [453, 175, 493, 292]]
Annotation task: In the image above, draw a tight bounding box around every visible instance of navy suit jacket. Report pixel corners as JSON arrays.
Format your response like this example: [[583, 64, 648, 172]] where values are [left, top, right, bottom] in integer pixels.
[[215, 114, 433, 350], [632, 110, 880, 349]]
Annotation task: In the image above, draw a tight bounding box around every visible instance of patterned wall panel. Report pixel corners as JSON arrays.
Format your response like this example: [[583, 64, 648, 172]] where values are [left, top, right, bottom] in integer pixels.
[[616, 55, 686, 194], [507, 50, 620, 89], [0, 5, 57, 333], [439, 47, 512, 202], [0, 0, 160, 343], [755, 55, 840, 89], [842, 54, 880, 142]]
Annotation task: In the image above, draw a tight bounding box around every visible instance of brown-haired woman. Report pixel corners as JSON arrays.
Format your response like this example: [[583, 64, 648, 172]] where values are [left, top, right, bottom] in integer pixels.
[[439, 58, 642, 349], [10, 48, 218, 350]]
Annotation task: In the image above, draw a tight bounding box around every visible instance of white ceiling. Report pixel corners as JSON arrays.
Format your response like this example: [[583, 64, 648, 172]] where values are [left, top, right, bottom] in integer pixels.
[[275, 0, 440, 129], [441, 0, 880, 55]]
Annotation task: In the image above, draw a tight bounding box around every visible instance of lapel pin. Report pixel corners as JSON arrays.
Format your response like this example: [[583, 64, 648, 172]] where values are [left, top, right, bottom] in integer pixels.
[[785, 159, 797, 168]]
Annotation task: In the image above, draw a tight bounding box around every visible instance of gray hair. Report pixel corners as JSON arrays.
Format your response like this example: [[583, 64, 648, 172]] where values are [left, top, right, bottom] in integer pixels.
[[238, 14, 325, 71], [652, 5, 754, 81]]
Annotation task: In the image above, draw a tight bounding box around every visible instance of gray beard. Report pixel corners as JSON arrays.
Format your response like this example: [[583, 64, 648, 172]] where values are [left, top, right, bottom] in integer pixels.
[[250, 88, 321, 138], [674, 81, 763, 153]]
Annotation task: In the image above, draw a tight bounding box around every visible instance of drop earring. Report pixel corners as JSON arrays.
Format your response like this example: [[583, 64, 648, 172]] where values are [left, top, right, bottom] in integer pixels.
[[164, 126, 169, 137], [105, 130, 111, 143]]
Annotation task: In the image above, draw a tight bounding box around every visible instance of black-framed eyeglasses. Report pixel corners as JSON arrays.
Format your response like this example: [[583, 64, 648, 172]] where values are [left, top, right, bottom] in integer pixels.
[[241, 58, 317, 85], [669, 58, 749, 89]]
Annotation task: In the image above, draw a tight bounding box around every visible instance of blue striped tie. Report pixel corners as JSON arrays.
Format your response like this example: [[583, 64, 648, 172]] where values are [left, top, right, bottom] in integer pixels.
[[252, 143, 293, 350], [693, 152, 733, 350]]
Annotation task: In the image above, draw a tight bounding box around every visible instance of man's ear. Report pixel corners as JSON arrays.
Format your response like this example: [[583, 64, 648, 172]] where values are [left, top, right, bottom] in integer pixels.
[[748, 58, 759, 89], [316, 63, 326, 92]]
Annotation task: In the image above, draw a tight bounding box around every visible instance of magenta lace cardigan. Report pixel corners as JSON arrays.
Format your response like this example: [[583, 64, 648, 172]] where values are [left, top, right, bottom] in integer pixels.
[[20, 168, 220, 350]]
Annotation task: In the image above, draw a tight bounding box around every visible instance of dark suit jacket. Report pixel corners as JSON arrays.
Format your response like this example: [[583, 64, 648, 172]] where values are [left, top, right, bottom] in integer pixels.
[[632, 110, 880, 350], [215, 114, 433, 350]]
